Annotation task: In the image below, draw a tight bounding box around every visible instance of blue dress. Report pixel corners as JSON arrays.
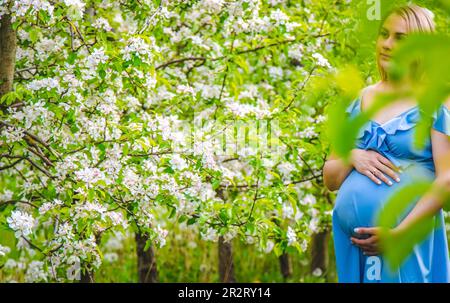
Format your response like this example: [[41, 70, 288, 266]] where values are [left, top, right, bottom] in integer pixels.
[[332, 97, 450, 283]]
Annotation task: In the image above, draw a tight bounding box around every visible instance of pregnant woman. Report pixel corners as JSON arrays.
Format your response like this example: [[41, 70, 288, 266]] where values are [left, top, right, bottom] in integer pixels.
[[323, 4, 450, 282]]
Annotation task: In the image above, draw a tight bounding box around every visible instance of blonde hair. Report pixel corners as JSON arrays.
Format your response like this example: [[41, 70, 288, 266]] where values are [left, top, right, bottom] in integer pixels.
[[377, 4, 436, 81]]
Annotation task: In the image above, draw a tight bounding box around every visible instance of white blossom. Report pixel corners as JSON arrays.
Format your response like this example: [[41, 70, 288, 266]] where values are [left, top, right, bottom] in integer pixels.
[[27, 77, 61, 92], [35, 37, 66, 59], [223, 228, 238, 243], [74, 167, 105, 187], [1, 126, 25, 144], [0, 245, 11, 257], [301, 194, 316, 206], [287, 226, 297, 246], [104, 252, 119, 263], [155, 225, 169, 247], [104, 233, 125, 251], [312, 53, 332, 68], [0, 189, 13, 201], [170, 154, 188, 171], [268, 66, 284, 80], [120, 37, 154, 61], [300, 239, 308, 252], [7, 210, 35, 238], [199, 0, 224, 14], [4, 259, 17, 269], [93, 17, 112, 31], [270, 9, 290, 26], [226, 100, 272, 119], [85, 47, 109, 70], [288, 46, 303, 61], [38, 202, 53, 215], [25, 261, 48, 282], [11, 0, 55, 20], [264, 240, 275, 253], [308, 217, 320, 233], [312, 267, 323, 277], [298, 126, 317, 139], [201, 227, 219, 242], [64, 0, 85, 13]]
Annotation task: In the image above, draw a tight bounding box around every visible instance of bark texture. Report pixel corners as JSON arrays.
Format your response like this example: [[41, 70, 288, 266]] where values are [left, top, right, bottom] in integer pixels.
[[135, 232, 159, 283], [0, 14, 16, 97]]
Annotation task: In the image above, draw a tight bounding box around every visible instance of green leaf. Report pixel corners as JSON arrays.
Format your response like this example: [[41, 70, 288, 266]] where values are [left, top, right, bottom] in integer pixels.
[[376, 178, 436, 271], [68, 52, 77, 65], [211, 178, 221, 190], [219, 208, 229, 224], [335, 65, 364, 98], [273, 242, 283, 257], [234, 56, 249, 74], [168, 206, 176, 219], [376, 181, 432, 229], [99, 69, 106, 79], [143, 239, 152, 252], [29, 28, 40, 43], [132, 55, 142, 67], [178, 215, 187, 223], [187, 217, 197, 225], [384, 220, 435, 271]]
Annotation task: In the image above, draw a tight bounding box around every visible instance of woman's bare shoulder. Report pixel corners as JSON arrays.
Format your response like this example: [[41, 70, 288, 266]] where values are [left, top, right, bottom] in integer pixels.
[[362, 84, 380, 95], [444, 96, 450, 110], [360, 83, 381, 110]]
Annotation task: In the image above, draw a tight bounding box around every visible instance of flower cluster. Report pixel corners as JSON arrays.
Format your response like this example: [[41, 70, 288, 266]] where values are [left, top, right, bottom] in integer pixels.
[[7, 211, 35, 238]]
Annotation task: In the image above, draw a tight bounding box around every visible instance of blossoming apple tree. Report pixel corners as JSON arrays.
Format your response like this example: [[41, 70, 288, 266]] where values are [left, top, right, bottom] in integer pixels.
[[0, 0, 350, 282]]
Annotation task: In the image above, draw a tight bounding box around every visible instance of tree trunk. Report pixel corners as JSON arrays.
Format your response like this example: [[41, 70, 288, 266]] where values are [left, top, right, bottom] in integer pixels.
[[0, 13, 16, 97], [279, 253, 292, 281], [218, 236, 236, 282], [216, 188, 236, 283], [310, 229, 330, 278], [79, 234, 102, 283], [80, 268, 95, 283], [135, 232, 158, 283]]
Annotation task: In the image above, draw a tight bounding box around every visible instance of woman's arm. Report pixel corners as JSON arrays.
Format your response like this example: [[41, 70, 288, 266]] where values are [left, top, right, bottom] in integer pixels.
[[323, 149, 401, 191], [392, 130, 450, 233], [352, 129, 450, 255], [323, 152, 353, 191]]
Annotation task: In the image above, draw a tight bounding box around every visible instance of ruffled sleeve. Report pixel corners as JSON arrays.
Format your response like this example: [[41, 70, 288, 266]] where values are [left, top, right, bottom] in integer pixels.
[[432, 105, 450, 136], [345, 98, 361, 119]]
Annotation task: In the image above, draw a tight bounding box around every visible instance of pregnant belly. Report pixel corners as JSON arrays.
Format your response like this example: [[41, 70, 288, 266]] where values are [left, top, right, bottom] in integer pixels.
[[333, 164, 435, 236]]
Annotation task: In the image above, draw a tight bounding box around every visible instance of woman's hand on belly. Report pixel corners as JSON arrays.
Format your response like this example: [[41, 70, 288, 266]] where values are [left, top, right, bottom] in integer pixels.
[[351, 227, 401, 256], [351, 167, 448, 254], [351, 149, 402, 186], [350, 227, 383, 255]]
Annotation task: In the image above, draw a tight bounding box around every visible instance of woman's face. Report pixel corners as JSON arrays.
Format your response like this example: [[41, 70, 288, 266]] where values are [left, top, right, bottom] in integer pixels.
[[376, 13, 409, 74]]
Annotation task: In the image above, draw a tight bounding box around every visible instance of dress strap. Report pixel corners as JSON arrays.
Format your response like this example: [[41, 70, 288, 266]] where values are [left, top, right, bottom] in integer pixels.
[[345, 97, 361, 118], [432, 105, 450, 136]]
